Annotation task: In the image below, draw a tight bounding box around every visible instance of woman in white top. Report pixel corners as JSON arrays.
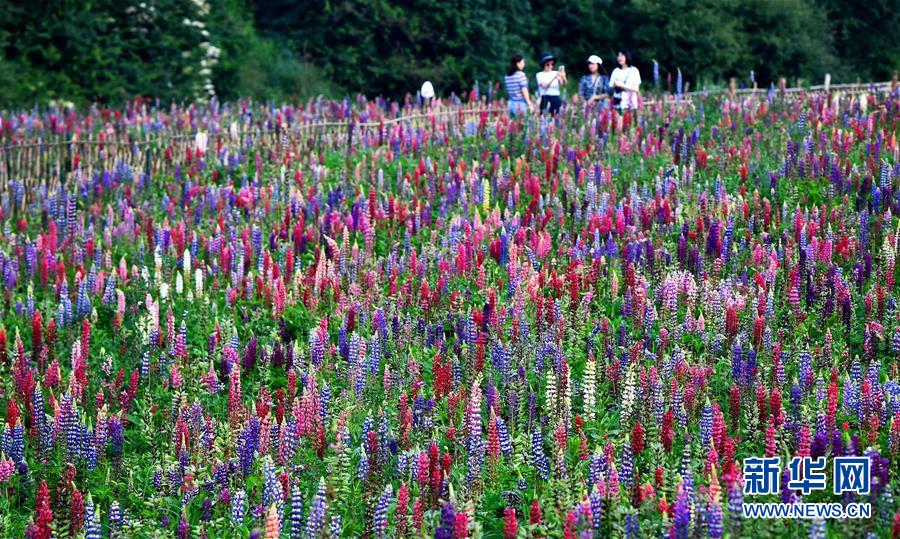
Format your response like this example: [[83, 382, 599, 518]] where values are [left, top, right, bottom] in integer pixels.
[[609, 48, 641, 111], [535, 52, 567, 116]]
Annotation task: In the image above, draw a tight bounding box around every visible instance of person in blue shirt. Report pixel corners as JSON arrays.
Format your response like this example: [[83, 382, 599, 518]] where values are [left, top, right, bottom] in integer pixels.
[[578, 55, 609, 110]]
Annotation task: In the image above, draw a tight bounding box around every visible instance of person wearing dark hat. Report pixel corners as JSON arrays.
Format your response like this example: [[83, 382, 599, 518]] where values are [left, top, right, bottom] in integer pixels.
[[578, 55, 609, 109], [535, 52, 566, 115]]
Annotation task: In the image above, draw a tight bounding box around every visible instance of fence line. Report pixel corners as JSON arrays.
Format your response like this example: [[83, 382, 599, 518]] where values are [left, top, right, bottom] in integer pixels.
[[0, 81, 895, 210], [1, 80, 894, 153]]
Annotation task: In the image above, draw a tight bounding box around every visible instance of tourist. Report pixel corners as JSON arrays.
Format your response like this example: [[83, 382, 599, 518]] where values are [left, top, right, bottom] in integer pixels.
[[504, 54, 534, 116], [609, 48, 641, 111], [536, 52, 566, 116], [578, 54, 609, 109]]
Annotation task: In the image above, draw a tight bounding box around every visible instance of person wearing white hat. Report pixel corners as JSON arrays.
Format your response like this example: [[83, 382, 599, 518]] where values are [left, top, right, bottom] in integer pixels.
[[578, 55, 610, 109], [420, 81, 435, 107]]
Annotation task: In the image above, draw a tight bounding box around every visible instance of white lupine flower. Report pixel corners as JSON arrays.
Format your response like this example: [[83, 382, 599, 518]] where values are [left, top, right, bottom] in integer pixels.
[[620, 367, 638, 427], [545, 370, 557, 417], [195, 268, 204, 296], [583, 357, 596, 422]]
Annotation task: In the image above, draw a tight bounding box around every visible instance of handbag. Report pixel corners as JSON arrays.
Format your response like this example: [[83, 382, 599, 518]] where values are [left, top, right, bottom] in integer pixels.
[[612, 68, 631, 107]]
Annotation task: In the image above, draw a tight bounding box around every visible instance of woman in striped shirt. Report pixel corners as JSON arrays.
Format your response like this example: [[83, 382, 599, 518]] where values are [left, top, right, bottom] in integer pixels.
[[504, 54, 534, 116]]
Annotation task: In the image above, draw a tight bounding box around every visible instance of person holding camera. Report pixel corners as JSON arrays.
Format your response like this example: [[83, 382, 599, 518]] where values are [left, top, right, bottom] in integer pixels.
[[504, 54, 535, 116], [535, 52, 566, 116], [609, 48, 641, 111], [578, 54, 609, 110]]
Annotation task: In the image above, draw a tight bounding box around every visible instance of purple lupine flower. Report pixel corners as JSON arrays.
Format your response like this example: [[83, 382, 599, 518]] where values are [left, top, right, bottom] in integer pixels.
[[708, 500, 723, 538], [531, 430, 550, 480], [109, 501, 122, 530], [177, 510, 190, 539], [357, 445, 370, 483], [700, 401, 713, 448], [85, 497, 101, 539], [290, 486, 304, 538], [262, 456, 284, 516], [436, 502, 455, 539], [727, 482, 742, 534], [780, 468, 796, 504], [374, 484, 392, 538], [305, 478, 327, 538], [808, 518, 826, 539], [329, 515, 342, 537], [108, 416, 124, 459], [496, 415, 512, 457], [620, 444, 634, 489], [673, 483, 691, 539], [811, 431, 828, 460], [200, 497, 213, 522], [590, 487, 603, 531], [232, 489, 246, 525], [9, 424, 23, 465]]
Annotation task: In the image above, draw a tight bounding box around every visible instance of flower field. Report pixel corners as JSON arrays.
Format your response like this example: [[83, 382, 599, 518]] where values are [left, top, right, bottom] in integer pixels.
[[0, 89, 898, 538]]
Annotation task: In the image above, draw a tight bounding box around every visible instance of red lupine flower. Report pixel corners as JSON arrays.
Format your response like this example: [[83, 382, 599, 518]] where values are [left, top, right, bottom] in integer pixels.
[[503, 507, 517, 539], [632, 421, 645, 454], [756, 385, 768, 428], [797, 425, 810, 457], [563, 509, 577, 539], [657, 494, 669, 515], [31, 310, 42, 363], [530, 498, 542, 525], [412, 496, 425, 533], [729, 385, 741, 433], [70, 487, 84, 536], [6, 398, 17, 428], [0, 327, 7, 365], [35, 480, 53, 539], [765, 423, 777, 457], [455, 512, 469, 538], [725, 306, 738, 339], [396, 483, 409, 537], [487, 414, 501, 464], [769, 388, 782, 427], [661, 408, 674, 451]]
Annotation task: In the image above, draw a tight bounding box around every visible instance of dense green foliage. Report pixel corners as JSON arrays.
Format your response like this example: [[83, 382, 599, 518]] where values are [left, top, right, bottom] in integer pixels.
[[1, 0, 898, 106]]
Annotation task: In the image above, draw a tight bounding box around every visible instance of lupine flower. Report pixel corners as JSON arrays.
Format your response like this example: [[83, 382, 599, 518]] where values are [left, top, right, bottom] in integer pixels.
[[232, 489, 246, 525], [265, 504, 280, 539], [503, 506, 517, 539], [374, 484, 392, 538], [305, 478, 327, 538], [436, 502, 455, 539]]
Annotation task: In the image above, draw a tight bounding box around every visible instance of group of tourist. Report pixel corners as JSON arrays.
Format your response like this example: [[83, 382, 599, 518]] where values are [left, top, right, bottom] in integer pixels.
[[503, 49, 642, 117]]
